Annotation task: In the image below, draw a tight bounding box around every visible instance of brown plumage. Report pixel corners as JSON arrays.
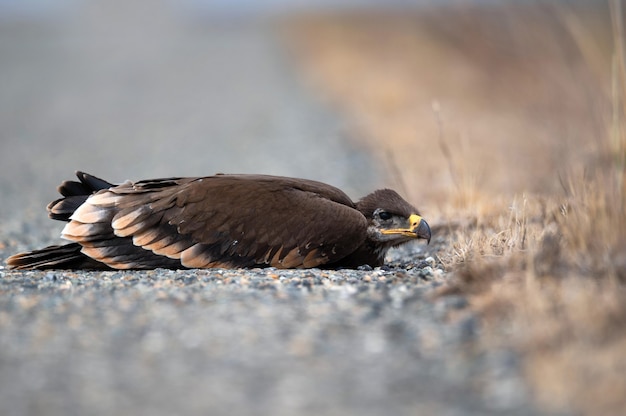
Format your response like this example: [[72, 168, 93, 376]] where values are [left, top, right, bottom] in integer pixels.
[[7, 171, 431, 270]]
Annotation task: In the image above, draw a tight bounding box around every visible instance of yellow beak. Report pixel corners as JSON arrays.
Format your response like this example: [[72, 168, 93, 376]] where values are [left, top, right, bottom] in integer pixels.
[[380, 214, 432, 244]]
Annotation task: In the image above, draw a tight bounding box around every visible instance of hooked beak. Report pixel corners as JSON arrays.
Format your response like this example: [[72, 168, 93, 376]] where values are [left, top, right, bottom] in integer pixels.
[[414, 217, 431, 244], [381, 214, 432, 244]]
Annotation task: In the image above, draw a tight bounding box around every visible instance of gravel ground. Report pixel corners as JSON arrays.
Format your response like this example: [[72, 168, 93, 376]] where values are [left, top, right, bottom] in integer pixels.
[[0, 246, 538, 416], [0, 2, 551, 416]]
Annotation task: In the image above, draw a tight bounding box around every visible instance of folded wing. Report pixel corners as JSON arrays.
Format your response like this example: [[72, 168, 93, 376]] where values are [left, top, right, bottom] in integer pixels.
[[63, 175, 369, 269]]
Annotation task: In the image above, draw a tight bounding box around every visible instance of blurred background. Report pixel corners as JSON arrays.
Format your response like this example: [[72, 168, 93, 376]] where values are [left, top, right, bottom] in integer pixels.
[[0, 0, 391, 231], [284, 2, 615, 213], [0, 0, 615, 219]]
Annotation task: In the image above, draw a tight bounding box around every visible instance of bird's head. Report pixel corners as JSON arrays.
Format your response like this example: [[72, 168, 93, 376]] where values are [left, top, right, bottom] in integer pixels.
[[356, 189, 431, 247]]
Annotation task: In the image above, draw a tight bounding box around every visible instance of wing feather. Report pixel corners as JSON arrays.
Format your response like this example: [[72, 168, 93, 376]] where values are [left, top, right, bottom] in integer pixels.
[[170, 178, 368, 268], [69, 203, 111, 224], [180, 244, 215, 268], [112, 206, 151, 230], [61, 174, 367, 269]]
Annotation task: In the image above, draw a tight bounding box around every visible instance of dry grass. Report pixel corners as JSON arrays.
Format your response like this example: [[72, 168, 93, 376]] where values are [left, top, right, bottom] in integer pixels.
[[283, 2, 626, 415]]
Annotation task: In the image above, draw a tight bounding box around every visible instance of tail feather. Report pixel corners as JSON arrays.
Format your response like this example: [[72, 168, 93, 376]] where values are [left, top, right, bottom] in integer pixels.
[[6, 243, 111, 270], [74, 171, 114, 193], [8, 171, 116, 270], [48, 171, 113, 221]]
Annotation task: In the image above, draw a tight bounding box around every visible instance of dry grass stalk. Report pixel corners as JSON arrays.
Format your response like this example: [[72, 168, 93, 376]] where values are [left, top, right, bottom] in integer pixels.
[[285, 2, 626, 414]]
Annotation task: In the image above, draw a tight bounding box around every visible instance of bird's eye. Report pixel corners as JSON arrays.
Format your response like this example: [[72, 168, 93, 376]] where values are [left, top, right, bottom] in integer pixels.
[[378, 211, 393, 221]]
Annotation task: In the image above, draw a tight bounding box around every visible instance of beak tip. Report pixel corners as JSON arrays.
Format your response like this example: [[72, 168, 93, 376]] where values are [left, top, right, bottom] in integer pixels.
[[416, 219, 432, 244]]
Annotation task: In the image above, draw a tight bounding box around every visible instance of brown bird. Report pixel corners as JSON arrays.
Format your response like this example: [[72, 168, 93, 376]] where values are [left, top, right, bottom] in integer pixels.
[[7, 171, 431, 270]]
